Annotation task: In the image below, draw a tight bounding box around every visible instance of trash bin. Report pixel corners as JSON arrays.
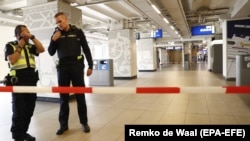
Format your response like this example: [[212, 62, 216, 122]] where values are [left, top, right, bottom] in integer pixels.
[[184, 61, 189, 70], [89, 59, 114, 86], [236, 55, 250, 86]]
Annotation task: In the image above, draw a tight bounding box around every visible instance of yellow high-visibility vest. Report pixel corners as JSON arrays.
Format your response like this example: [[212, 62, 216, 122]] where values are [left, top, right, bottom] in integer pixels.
[[9, 43, 36, 70]]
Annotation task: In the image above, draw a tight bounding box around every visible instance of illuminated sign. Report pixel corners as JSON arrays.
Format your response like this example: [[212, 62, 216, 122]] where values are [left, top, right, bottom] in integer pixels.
[[191, 25, 215, 36], [152, 29, 163, 38]]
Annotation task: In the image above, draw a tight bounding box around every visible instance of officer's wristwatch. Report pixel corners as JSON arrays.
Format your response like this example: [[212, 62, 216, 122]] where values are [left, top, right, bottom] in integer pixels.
[[30, 35, 35, 40]]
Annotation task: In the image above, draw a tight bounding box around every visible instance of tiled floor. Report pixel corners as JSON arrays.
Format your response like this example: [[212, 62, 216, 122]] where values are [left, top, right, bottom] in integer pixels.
[[1, 62, 250, 141]]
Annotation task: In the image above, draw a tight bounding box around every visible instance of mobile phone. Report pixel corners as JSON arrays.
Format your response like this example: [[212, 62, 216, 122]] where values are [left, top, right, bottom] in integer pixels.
[[55, 27, 62, 32]]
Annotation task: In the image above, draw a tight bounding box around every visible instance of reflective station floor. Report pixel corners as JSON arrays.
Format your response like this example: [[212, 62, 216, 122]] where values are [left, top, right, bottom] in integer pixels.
[[1, 62, 250, 141]]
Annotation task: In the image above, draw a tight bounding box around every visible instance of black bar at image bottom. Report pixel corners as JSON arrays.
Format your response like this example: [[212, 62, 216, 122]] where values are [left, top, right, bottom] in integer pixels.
[[125, 124, 250, 141]]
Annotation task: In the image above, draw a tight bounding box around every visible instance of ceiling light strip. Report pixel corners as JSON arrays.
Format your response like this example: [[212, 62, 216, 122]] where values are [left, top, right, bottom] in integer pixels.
[[148, 0, 181, 38], [151, 4, 161, 14], [163, 18, 169, 24]]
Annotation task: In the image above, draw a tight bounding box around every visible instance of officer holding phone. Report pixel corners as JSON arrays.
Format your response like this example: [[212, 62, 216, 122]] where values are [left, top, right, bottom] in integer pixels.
[[48, 12, 93, 135], [4, 25, 45, 141]]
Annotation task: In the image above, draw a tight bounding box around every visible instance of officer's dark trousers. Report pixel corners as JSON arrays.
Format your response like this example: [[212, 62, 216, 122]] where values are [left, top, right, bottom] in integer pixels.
[[11, 69, 37, 139], [57, 62, 88, 128]]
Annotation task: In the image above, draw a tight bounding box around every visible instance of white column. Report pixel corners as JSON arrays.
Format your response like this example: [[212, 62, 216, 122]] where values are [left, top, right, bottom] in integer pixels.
[[137, 38, 157, 71], [108, 29, 137, 78]]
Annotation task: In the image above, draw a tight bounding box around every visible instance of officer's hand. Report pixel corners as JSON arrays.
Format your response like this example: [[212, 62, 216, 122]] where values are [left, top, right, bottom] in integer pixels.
[[52, 31, 61, 41], [86, 69, 92, 76], [20, 31, 32, 40], [18, 39, 26, 47]]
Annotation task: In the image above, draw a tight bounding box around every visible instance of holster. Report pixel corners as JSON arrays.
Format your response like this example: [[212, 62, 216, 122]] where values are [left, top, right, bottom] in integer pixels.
[[4, 74, 14, 86], [34, 70, 39, 82]]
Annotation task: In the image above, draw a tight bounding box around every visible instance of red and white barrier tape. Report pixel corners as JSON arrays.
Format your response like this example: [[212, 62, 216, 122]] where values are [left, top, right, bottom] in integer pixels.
[[0, 86, 250, 94]]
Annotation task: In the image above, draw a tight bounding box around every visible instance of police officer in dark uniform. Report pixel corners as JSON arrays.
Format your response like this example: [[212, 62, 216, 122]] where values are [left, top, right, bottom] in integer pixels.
[[48, 12, 93, 135], [4, 25, 45, 141]]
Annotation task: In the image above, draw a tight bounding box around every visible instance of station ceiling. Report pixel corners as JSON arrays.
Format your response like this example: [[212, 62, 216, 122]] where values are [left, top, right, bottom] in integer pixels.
[[0, 0, 249, 45]]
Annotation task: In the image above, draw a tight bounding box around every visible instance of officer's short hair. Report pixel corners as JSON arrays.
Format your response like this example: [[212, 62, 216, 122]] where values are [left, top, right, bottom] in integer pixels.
[[54, 12, 66, 18], [14, 25, 26, 37]]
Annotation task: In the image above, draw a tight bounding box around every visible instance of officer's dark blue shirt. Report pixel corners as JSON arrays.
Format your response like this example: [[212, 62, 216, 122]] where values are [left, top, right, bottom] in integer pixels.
[[48, 25, 93, 69]]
